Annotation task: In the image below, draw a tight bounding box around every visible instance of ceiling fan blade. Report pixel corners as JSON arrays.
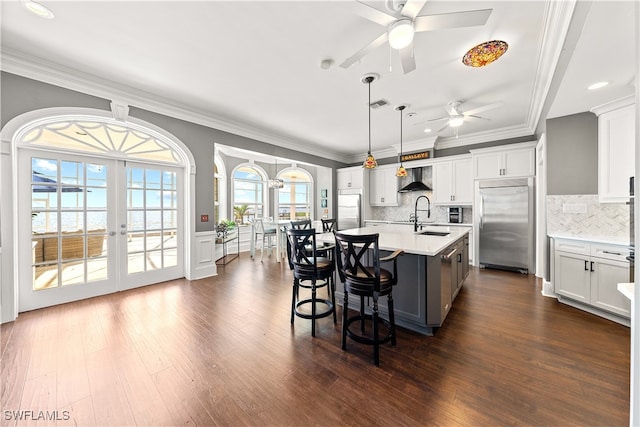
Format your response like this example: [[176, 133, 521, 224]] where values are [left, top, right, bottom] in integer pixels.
[[399, 46, 416, 74], [339, 32, 389, 69], [436, 121, 450, 133], [464, 115, 490, 122], [462, 101, 504, 117], [353, 1, 397, 26], [424, 116, 448, 123], [414, 9, 492, 32], [399, 0, 428, 20]]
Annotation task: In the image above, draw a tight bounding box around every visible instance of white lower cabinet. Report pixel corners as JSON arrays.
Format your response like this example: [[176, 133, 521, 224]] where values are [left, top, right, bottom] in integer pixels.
[[553, 237, 630, 321]]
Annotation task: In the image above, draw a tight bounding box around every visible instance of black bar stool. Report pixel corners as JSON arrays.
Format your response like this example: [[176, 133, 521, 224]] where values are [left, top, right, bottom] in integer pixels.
[[333, 231, 403, 366], [286, 228, 336, 337]]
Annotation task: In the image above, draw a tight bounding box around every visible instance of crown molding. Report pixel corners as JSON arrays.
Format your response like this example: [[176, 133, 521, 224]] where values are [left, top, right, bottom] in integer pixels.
[[0, 48, 349, 164], [434, 124, 534, 150], [590, 95, 635, 116]]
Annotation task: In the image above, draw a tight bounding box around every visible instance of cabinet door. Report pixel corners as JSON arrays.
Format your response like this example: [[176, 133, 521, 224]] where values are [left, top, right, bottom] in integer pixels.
[[369, 167, 397, 206], [473, 152, 502, 179], [452, 158, 473, 204], [503, 148, 535, 177], [432, 161, 453, 203], [590, 258, 631, 318], [337, 170, 352, 189], [598, 104, 635, 203], [554, 251, 590, 303]]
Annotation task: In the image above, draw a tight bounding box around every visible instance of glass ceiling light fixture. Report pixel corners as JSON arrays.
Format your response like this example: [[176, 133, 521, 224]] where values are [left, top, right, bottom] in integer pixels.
[[395, 105, 408, 177], [268, 158, 284, 189], [22, 0, 55, 19], [388, 19, 415, 50], [462, 40, 508, 67], [362, 73, 379, 169]]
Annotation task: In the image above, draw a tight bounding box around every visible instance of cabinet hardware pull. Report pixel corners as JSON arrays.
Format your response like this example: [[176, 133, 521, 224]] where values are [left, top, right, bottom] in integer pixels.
[[584, 260, 589, 271], [458, 253, 462, 262], [590, 261, 595, 272], [602, 250, 621, 256]]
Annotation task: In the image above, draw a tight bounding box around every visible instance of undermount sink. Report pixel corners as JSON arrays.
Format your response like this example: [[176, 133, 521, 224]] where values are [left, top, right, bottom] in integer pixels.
[[418, 231, 450, 237]]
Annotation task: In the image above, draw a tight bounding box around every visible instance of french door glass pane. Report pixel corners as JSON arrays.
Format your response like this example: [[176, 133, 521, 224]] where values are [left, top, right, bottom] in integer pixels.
[[31, 157, 109, 290], [126, 165, 178, 274]]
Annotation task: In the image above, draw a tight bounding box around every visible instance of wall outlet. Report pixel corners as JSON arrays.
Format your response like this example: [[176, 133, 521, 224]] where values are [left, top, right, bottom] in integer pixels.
[[562, 203, 587, 214], [200, 214, 209, 222]]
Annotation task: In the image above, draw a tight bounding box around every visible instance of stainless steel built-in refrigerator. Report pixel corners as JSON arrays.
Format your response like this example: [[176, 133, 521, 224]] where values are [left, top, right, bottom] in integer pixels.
[[477, 177, 533, 273], [337, 193, 361, 230]]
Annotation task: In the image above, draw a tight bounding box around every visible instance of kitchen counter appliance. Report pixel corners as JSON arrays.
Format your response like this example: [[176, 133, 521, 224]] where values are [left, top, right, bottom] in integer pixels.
[[477, 177, 534, 274], [448, 207, 463, 223]]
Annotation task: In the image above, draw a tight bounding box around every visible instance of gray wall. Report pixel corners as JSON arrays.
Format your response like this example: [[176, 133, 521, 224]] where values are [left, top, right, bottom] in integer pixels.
[[546, 112, 598, 195], [1, 72, 347, 232]]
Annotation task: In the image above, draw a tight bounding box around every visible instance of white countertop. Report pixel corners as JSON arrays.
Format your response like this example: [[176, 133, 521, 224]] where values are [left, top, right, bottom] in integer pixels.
[[618, 283, 635, 302], [365, 220, 473, 227], [548, 233, 630, 247], [321, 224, 470, 256]]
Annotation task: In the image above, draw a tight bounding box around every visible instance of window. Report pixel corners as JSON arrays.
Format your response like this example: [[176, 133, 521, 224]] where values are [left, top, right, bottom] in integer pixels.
[[277, 168, 312, 220], [232, 164, 266, 224]]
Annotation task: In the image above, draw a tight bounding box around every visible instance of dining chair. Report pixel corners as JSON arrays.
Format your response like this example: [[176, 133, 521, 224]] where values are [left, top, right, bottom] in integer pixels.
[[321, 218, 337, 232], [333, 231, 403, 366], [253, 218, 277, 262], [290, 219, 312, 230]]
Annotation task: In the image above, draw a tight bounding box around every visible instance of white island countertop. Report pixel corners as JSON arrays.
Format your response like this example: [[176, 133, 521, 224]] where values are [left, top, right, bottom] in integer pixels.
[[320, 224, 470, 256]]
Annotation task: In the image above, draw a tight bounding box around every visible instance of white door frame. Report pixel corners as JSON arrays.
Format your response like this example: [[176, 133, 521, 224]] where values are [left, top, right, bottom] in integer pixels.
[[1, 106, 199, 322]]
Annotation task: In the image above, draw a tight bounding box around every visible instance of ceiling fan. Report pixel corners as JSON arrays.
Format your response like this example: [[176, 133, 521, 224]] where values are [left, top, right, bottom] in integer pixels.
[[340, 0, 492, 74], [422, 100, 504, 133]]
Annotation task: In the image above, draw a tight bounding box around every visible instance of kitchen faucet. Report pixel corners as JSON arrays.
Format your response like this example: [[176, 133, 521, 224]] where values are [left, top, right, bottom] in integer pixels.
[[414, 195, 431, 232]]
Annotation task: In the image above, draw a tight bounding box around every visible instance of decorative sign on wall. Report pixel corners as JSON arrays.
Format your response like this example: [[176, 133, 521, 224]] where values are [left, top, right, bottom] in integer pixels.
[[401, 151, 430, 162]]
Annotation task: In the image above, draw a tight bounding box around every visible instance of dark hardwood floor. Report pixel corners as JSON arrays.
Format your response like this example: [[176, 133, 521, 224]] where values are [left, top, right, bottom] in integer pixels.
[[1, 254, 631, 426]]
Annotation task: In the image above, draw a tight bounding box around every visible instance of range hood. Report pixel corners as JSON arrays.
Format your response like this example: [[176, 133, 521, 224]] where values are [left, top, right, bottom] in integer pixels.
[[398, 167, 431, 193]]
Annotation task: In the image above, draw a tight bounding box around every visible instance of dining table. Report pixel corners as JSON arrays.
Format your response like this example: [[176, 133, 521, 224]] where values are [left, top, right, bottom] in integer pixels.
[[250, 219, 325, 262]]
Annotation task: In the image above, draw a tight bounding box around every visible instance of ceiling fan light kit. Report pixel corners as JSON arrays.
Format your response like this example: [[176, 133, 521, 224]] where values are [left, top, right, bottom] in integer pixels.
[[22, 0, 54, 18], [462, 40, 508, 67], [388, 19, 415, 50]]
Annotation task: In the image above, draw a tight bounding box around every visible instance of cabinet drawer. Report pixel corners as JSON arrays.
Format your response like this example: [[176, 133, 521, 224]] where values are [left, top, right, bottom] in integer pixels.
[[554, 239, 590, 255], [591, 244, 630, 262]]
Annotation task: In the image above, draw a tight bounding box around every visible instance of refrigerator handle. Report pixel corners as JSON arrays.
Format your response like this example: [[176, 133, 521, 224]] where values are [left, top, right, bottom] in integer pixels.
[[479, 195, 484, 229]]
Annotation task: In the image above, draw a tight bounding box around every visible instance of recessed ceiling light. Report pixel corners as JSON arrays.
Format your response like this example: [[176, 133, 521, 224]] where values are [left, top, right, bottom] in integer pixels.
[[23, 1, 54, 19], [587, 81, 609, 90], [424, 128, 432, 133]]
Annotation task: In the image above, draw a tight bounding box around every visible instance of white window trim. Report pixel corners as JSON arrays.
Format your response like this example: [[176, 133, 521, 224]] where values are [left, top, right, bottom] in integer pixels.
[[275, 166, 314, 221], [214, 154, 227, 224], [231, 162, 269, 222]]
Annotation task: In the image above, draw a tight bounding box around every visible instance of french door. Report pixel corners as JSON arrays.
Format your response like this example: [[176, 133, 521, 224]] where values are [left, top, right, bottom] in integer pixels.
[[19, 150, 183, 311]]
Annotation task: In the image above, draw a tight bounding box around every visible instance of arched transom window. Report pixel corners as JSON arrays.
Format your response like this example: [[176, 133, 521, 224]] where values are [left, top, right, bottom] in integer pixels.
[[232, 164, 266, 224], [19, 118, 180, 164]]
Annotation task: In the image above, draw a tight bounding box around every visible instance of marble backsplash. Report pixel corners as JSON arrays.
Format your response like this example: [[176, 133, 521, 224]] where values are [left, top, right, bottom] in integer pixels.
[[370, 190, 474, 224], [546, 194, 629, 243]]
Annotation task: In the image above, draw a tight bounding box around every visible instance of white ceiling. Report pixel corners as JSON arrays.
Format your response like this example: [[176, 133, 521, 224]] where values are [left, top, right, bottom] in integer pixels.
[[0, 1, 636, 164]]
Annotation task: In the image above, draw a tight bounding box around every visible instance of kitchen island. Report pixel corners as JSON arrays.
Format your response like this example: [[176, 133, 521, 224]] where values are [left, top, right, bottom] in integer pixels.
[[320, 224, 470, 335]]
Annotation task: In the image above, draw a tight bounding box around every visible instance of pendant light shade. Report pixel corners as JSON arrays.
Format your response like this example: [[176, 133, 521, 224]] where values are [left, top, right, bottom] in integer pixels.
[[396, 105, 408, 177], [362, 74, 378, 169], [269, 158, 284, 188]]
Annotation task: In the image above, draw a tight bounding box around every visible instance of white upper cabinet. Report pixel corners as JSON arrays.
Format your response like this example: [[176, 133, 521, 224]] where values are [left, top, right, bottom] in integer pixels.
[[471, 142, 536, 180], [592, 97, 635, 203], [432, 156, 472, 205], [337, 166, 365, 190], [369, 165, 399, 206]]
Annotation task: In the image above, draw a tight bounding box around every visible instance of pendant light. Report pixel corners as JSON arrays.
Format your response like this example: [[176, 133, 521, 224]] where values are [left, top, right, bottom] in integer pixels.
[[269, 158, 284, 189], [395, 105, 408, 177], [362, 74, 378, 169]]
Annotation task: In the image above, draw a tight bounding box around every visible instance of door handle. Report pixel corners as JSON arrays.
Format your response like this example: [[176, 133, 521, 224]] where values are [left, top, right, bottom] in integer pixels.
[[109, 231, 116, 236], [590, 261, 595, 272], [584, 260, 588, 271]]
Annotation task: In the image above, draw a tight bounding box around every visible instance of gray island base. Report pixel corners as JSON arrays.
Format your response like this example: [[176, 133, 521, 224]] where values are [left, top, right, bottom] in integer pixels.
[[320, 224, 470, 336]]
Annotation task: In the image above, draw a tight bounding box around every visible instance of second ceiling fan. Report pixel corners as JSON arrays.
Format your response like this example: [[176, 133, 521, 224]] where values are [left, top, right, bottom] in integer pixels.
[[340, 0, 492, 74]]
